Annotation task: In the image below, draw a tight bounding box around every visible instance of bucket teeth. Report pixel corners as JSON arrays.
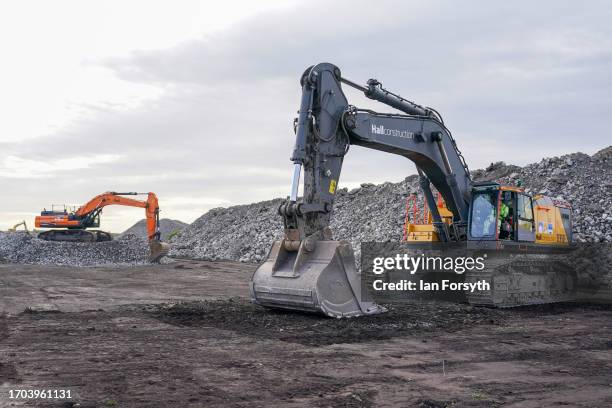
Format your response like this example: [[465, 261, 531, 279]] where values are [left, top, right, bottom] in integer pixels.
[[250, 240, 386, 318]]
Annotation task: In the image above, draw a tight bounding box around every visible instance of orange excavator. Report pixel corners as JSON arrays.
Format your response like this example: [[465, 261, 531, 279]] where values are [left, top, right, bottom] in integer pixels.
[[35, 192, 169, 261]]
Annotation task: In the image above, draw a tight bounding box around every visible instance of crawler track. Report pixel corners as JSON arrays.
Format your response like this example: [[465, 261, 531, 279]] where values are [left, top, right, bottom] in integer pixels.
[[38, 229, 112, 242], [466, 254, 577, 307]]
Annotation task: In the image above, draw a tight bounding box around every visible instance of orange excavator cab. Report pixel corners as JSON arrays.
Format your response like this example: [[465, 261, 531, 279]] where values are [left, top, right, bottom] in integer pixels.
[[35, 192, 170, 262]]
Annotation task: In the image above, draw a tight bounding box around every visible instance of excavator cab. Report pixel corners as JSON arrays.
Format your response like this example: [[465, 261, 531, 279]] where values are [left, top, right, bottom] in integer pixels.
[[468, 184, 525, 242], [467, 183, 571, 245]]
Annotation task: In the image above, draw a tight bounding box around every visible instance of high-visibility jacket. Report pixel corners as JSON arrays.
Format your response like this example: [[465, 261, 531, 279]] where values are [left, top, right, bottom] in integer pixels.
[[498, 202, 510, 231], [499, 202, 509, 220]]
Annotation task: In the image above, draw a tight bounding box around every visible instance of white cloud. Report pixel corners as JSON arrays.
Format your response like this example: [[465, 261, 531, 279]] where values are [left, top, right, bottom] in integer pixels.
[[0, 0, 296, 143], [0, 154, 122, 178]]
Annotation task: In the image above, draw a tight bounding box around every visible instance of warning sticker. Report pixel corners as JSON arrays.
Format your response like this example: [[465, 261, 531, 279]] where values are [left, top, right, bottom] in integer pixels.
[[329, 179, 337, 194]]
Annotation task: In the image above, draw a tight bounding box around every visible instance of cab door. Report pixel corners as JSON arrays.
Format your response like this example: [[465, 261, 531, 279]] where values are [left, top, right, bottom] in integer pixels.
[[516, 193, 535, 242]]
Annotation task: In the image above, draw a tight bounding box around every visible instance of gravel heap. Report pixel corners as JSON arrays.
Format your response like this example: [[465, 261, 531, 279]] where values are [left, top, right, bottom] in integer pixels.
[[171, 146, 612, 263], [0, 232, 150, 266], [170, 199, 286, 262], [120, 218, 188, 241]]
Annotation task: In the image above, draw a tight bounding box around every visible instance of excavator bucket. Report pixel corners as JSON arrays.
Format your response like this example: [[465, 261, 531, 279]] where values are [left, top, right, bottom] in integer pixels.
[[149, 240, 170, 263], [250, 240, 385, 318]]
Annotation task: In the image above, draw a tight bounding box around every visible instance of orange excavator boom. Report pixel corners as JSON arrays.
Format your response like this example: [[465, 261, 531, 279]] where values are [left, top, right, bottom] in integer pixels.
[[73, 192, 161, 241]]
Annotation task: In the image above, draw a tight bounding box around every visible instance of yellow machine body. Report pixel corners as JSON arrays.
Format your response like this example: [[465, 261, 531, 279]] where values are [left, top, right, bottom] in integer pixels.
[[532, 195, 572, 245], [404, 186, 572, 246]]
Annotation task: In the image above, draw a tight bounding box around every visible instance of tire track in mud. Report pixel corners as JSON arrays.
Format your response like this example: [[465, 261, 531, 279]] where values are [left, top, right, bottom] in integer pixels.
[[148, 299, 612, 347], [0, 315, 20, 384], [148, 298, 508, 346], [0, 314, 7, 342]]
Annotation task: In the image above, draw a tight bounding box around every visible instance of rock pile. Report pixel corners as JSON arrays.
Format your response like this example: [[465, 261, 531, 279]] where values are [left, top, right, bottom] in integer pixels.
[[0, 232, 150, 266], [170, 147, 612, 263], [120, 218, 188, 241], [169, 199, 286, 262]]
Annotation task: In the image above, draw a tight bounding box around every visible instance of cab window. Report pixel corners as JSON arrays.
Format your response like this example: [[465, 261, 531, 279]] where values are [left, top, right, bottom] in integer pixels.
[[470, 191, 497, 238], [517, 193, 535, 241]]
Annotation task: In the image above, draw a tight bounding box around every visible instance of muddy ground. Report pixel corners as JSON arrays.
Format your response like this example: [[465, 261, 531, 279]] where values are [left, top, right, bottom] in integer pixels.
[[0, 260, 611, 407]]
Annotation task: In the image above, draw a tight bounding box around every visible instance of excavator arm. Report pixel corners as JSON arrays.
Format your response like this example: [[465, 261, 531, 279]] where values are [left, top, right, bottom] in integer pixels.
[[251, 62, 473, 317], [283, 62, 472, 244], [75, 192, 161, 241]]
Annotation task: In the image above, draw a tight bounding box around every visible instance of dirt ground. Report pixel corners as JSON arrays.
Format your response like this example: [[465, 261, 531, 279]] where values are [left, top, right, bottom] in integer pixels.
[[0, 260, 611, 407]]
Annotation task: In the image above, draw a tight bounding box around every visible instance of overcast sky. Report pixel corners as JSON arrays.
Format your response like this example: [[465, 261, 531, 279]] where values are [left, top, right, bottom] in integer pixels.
[[1, 0, 610, 232]]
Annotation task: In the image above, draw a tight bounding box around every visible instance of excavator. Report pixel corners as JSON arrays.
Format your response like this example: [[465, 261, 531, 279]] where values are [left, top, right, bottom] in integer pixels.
[[8, 220, 29, 233], [35, 192, 170, 262], [250, 62, 576, 317]]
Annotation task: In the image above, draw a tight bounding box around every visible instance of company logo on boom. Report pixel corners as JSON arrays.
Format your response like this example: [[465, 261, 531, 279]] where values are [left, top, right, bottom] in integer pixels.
[[371, 124, 415, 139]]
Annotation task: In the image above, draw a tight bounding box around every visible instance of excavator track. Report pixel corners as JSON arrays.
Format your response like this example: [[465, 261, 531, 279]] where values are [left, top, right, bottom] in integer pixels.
[[38, 230, 113, 243], [464, 254, 577, 307]]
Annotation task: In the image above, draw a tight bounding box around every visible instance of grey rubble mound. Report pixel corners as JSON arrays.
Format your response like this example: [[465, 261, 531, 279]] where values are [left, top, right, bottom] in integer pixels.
[[0, 232, 150, 266], [170, 198, 285, 263], [170, 147, 612, 263], [120, 218, 188, 241]]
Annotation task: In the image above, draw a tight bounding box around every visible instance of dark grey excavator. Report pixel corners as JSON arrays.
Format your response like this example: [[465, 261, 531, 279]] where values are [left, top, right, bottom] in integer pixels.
[[250, 63, 575, 317]]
